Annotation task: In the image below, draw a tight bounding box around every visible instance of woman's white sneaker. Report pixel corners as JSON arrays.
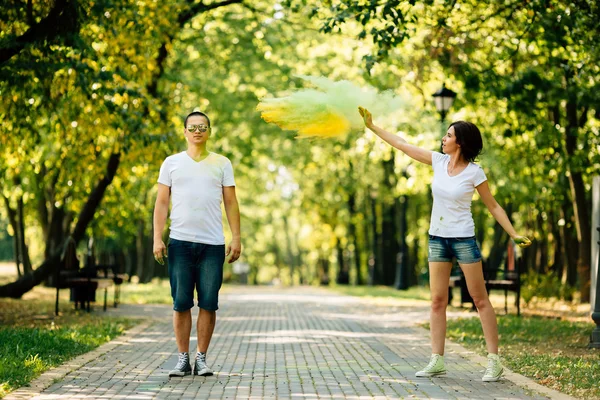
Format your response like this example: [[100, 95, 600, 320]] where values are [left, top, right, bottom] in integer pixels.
[[415, 354, 447, 377], [482, 353, 504, 382]]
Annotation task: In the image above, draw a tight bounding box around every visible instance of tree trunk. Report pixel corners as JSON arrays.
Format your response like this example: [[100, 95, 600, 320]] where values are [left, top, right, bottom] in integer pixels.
[[0, 0, 243, 298], [319, 254, 330, 285], [0, 254, 61, 298], [370, 195, 383, 285], [122, 248, 134, 282], [17, 197, 33, 274], [395, 194, 409, 289], [565, 94, 591, 302], [570, 170, 591, 302], [13, 235, 22, 278], [549, 208, 563, 277], [0, 152, 121, 298], [143, 230, 156, 282], [136, 218, 151, 283], [410, 237, 420, 285], [381, 156, 399, 286], [560, 203, 579, 287], [348, 191, 364, 285], [362, 195, 373, 285], [351, 229, 362, 285], [381, 199, 398, 286], [35, 164, 50, 242], [282, 215, 296, 284], [272, 242, 284, 284], [2, 195, 22, 277], [45, 205, 65, 260], [535, 211, 548, 273], [336, 239, 349, 284]]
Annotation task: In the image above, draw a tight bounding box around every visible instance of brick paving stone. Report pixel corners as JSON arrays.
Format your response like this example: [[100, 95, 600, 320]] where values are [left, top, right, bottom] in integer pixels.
[[6, 286, 575, 399]]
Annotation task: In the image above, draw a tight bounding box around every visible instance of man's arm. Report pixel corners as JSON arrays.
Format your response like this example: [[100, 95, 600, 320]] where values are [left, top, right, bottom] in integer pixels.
[[153, 183, 171, 264], [223, 186, 241, 263]]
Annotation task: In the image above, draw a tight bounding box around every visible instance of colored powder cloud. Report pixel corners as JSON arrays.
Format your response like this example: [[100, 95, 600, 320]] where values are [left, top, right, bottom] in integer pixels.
[[257, 75, 407, 138]]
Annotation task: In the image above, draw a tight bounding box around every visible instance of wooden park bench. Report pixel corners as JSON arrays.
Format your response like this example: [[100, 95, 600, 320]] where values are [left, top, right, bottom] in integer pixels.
[[53, 238, 125, 316], [449, 240, 522, 316], [484, 241, 522, 316]]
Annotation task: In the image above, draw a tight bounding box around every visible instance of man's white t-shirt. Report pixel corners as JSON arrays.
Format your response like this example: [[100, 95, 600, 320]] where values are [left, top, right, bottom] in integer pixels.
[[428, 151, 487, 238], [157, 151, 235, 245]]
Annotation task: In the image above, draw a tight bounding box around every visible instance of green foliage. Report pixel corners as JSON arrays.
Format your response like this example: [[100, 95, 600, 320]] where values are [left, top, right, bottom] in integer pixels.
[[0, 318, 133, 398], [2, 0, 596, 292], [299, 0, 600, 299], [442, 316, 600, 399], [521, 272, 576, 305]]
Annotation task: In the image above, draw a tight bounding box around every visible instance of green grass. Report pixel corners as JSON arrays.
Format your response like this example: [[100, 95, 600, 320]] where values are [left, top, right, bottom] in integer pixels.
[[119, 280, 240, 305], [0, 283, 137, 399], [0, 317, 135, 398], [119, 279, 173, 305], [438, 316, 600, 399], [329, 284, 431, 301]]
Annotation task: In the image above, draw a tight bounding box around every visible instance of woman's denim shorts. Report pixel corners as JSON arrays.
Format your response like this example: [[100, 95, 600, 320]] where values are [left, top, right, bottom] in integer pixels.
[[428, 235, 482, 264], [167, 238, 225, 312]]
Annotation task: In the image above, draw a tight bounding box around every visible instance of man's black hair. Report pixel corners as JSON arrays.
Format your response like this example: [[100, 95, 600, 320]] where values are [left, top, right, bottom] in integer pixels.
[[185, 111, 211, 127]]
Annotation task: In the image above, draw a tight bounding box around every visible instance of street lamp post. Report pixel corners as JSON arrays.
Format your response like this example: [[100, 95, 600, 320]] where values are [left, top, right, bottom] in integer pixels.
[[432, 84, 458, 123], [433, 84, 464, 303]]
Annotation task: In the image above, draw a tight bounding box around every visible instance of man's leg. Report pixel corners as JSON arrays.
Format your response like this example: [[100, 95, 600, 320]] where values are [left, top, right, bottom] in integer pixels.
[[174, 310, 192, 352], [197, 308, 216, 353], [168, 239, 195, 377], [193, 244, 225, 376]]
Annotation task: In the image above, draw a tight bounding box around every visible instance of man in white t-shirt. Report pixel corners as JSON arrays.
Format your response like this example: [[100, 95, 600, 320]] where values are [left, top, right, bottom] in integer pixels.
[[153, 111, 241, 378]]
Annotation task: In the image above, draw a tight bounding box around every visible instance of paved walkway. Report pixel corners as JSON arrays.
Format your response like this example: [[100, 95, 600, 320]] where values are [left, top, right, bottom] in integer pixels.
[[8, 287, 572, 399]]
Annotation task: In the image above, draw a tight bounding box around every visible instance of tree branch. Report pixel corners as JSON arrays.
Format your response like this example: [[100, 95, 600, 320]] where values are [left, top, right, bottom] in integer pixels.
[[0, 254, 61, 298], [147, 40, 171, 98], [71, 152, 121, 243], [578, 106, 589, 128], [178, 0, 244, 26], [27, 0, 34, 27], [148, 0, 244, 108], [1, 194, 18, 239], [0, 0, 80, 64], [35, 164, 50, 238]]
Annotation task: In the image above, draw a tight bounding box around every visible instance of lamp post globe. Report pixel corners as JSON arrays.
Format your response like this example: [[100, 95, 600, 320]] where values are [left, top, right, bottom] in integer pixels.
[[433, 84, 458, 123]]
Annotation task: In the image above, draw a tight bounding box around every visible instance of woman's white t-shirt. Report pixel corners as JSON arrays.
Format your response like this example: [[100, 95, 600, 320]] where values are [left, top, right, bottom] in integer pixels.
[[157, 151, 235, 245], [428, 151, 487, 238]]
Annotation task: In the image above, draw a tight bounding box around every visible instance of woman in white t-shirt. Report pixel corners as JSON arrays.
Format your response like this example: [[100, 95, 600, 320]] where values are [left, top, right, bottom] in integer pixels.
[[358, 107, 531, 382]]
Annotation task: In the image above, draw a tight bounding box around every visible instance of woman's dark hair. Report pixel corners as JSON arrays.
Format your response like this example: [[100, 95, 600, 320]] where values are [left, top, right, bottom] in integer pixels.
[[184, 111, 211, 127], [448, 121, 483, 162]]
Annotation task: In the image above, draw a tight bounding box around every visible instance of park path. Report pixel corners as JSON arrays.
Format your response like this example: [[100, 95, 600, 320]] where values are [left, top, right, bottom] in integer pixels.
[[7, 286, 572, 400]]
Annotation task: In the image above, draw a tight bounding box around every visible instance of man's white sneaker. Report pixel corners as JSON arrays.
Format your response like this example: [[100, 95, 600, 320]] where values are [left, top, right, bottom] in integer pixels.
[[194, 353, 214, 376], [169, 352, 192, 377], [415, 354, 447, 377], [482, 353, 504, 382]]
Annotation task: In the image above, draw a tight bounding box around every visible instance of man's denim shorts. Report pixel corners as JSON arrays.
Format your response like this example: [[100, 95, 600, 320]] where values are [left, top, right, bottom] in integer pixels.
[[428, 234, 482, 264], [167, 238, 225, 312]]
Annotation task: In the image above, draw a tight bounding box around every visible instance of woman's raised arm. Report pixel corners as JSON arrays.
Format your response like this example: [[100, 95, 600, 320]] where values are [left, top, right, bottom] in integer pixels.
[[359, 107, 433, 165]]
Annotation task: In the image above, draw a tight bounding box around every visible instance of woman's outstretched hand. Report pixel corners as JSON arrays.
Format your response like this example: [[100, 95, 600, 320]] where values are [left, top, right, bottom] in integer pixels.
[[358, 106, 373, 129], [513, 236, 532, 248]]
